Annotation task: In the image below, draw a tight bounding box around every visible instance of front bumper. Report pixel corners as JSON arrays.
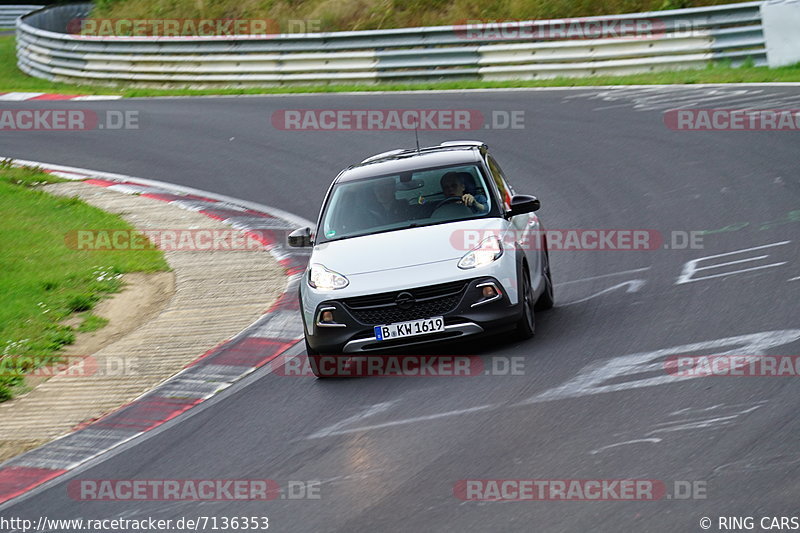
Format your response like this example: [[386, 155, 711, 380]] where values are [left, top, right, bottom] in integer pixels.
[[303, 277, 521, 354]]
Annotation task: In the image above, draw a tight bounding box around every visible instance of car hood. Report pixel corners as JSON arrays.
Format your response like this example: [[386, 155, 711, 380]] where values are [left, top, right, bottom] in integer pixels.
[[311, 218, 505, 276]]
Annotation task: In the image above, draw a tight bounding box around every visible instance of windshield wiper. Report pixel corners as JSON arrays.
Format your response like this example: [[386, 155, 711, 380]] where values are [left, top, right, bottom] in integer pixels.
[[397, 222, 419, 230], [323, 223, 420, 243]]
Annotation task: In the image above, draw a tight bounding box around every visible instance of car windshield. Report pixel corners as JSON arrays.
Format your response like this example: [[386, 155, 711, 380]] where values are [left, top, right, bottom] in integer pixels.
[[317, 164, 494, 243]]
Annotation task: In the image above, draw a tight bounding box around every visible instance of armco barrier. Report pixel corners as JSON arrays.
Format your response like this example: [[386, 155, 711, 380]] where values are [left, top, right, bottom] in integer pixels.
[[0, 5, 41, 28], [13, 1, 799, 87]]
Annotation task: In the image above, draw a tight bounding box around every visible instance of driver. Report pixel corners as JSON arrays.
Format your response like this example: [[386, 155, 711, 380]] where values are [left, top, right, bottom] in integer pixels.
[[440, 172, 488, 214]]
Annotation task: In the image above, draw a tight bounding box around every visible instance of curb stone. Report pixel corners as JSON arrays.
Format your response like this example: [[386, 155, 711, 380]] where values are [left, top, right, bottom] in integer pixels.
[[0, 92, 122, 101], [0, 159, 312, 504]]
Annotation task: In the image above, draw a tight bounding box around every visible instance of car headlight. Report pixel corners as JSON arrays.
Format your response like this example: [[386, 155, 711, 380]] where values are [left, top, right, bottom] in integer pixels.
[[458, 235, 503, 269], [308, 263, 349, 290]]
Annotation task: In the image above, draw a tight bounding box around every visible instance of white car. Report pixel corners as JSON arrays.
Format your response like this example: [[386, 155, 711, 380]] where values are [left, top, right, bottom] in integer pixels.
[[288, 141, 553, 376]]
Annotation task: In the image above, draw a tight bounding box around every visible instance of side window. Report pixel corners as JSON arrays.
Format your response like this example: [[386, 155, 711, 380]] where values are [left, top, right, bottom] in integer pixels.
[[487, 156, 513, 211]]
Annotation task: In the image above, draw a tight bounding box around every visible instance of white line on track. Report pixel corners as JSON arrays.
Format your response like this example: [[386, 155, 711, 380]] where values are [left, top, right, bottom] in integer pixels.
[[304, 404, 497, 440], [306, 402, 398, 440], [554, 267, 650, 287], [559, 279, 646, 306]]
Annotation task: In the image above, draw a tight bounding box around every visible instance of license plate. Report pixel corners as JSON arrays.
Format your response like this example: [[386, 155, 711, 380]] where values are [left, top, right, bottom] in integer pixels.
[[374, 316, 445, 341]]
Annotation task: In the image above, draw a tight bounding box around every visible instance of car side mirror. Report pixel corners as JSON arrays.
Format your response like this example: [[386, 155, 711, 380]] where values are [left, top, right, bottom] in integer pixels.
[[288, 227, 313, 247], [508, 195, 540, 217]]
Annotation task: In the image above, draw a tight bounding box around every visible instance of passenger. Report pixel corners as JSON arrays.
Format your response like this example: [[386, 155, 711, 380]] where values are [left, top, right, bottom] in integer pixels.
[[440, 172, 488, 214], [368, 178, 408, 224]]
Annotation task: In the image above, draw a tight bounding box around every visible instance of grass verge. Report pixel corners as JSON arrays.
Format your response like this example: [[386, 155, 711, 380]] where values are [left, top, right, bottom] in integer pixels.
[[0, 163, 169, 401], [90, 0, 750, 33]]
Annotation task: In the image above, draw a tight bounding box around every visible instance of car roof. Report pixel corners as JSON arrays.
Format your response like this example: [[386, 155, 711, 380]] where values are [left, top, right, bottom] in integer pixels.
[[336, 143, 487, 183]]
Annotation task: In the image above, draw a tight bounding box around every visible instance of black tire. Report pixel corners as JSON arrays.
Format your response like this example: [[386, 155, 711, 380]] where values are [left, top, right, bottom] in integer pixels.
[[535, 250, 555, 311], [516, 267, 535, 339], [305, 341, 345, 379], [309, 355, 329, 378], [304, 338, 330, 378], [304, 337, 319, 356]]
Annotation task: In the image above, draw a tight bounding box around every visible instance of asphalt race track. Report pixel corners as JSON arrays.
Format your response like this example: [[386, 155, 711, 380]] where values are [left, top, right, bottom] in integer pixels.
[[1, 86, 800, 531]]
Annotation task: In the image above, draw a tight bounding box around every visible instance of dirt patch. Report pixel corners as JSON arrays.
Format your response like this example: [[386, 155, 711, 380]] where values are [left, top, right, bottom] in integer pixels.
[[19, 272, 175, 393], [0, 272, 174, 462], [67, 272, 175, 358], [0, 439, 49, 464]]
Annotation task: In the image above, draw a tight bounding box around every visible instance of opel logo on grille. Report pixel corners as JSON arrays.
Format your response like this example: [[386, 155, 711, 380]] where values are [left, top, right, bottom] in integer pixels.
[[395, 292, 415, 310]]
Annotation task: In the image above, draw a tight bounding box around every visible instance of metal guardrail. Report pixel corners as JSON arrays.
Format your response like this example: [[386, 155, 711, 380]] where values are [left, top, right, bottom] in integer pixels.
[[0, 4, 41, 28], [15, 2, 771, 87]]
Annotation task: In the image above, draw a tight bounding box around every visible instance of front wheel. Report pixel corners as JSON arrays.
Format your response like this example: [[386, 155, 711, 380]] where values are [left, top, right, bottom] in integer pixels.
[[535, 250, 554, 311], [305, 339, 345, 378], [304, 337, 319, 356], [305, 338, 329, 378], [516, 267, 535, 339], [309, 355, 329, 378]]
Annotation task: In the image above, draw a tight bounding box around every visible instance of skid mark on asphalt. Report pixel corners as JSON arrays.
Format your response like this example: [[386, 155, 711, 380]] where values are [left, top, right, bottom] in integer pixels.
[[312, 469, 386, 489], [647, 409, 759, 435], [669, 404, 724, 416], [589, 402, 767, 456], [714, 454, 800, 474], [589, 438, 662, 455]]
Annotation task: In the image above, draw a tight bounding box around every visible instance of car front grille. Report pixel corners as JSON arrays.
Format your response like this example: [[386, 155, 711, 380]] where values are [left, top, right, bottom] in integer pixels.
[[342, 280, 470, 325]]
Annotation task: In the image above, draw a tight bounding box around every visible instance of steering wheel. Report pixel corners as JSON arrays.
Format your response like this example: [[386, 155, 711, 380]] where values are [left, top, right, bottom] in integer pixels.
[[430, 196, 472, 219], [433, 196, 464, 210]]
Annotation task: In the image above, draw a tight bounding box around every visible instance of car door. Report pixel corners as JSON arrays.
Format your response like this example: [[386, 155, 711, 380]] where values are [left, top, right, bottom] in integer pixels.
[[485, 155, 543, 276]]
